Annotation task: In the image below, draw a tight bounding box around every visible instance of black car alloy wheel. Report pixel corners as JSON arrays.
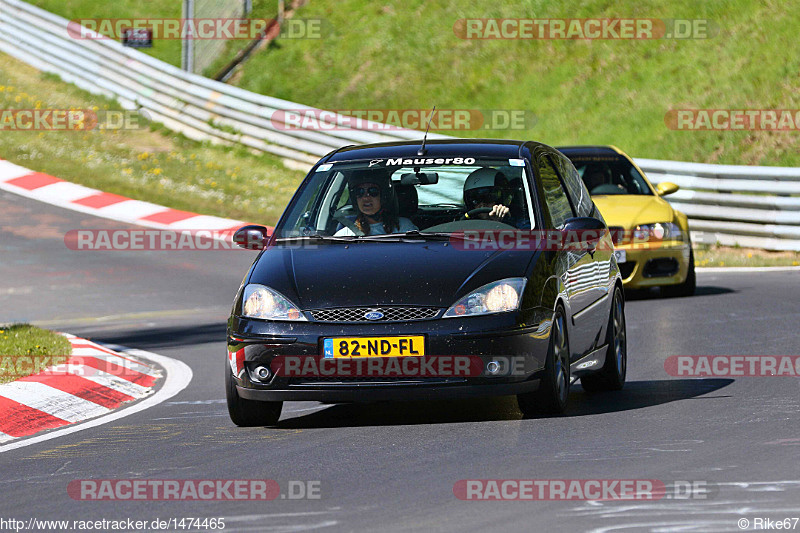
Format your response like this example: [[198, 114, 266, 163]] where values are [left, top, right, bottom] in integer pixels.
[[517, 305, 570, 416], [581, 287, 626, 392]]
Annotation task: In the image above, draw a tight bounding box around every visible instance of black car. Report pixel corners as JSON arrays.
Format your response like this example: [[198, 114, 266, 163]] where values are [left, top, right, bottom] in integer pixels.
[[226, 139, 626, 425]]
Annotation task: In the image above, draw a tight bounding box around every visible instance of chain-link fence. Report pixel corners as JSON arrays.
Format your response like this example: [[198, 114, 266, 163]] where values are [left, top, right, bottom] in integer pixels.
[[181, 0, 251, 73]]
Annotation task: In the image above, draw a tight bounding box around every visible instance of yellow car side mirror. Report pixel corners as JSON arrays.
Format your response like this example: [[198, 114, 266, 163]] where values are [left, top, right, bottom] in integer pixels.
[[656, 182, 679, 196]]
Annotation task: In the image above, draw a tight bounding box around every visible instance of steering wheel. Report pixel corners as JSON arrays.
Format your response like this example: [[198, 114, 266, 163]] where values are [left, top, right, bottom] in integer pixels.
[[461, 207, 493, 220]]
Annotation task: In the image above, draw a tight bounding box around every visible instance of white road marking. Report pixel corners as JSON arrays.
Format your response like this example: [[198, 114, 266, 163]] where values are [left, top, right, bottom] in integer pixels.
[[223, 522, 337, 533], [0, 163, 249, 239], [25, 181, 98, 203], [151, 413, 228, 421], [33, 306, 231, 328], [0, 381, 110, 421], [68, 366, 151, 398], [169, 215, 242, 230], [69, 348, 157, 376], [577, 479, 800, 532], [223, 513, 339, 532], [95, 199, 171, 220], [0, 345, 192, 454], [226, 513, 340, 521], [0, 160, 36, 180]]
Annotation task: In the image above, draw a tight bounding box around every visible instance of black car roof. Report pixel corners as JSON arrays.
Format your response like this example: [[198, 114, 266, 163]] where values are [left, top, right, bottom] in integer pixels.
[[556, 145, 620, 157], [324, 138, 550, 162]]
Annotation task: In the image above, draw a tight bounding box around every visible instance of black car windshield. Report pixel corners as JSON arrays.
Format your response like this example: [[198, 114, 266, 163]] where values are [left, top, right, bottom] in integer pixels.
[[567, 154, 653, 196], [276, 157, 535, 238]]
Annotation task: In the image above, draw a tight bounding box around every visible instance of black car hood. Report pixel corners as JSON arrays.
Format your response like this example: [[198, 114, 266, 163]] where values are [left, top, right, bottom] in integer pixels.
[[248, 241, 536, 309]]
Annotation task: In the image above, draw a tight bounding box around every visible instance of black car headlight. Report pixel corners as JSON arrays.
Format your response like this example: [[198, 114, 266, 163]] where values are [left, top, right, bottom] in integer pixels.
[[241, 284, 307, 321], [443, 278, 527, 318]]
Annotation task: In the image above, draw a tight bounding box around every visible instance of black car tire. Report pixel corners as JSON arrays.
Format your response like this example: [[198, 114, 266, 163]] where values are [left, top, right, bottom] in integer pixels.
[[225, 363, 282, 427], [517, 305, 570, 417], [581, 287, 627, 393], [662, 249, 696, 297]]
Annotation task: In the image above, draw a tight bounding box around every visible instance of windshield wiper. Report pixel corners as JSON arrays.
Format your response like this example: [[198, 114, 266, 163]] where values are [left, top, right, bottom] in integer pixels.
[[275, 234, 358, 243], [359, 230, 466, 241], [277, 231, 469, 243]]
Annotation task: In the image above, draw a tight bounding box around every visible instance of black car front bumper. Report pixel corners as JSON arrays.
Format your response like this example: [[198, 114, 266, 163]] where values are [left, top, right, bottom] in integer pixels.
[[227, 309, 553, 402]]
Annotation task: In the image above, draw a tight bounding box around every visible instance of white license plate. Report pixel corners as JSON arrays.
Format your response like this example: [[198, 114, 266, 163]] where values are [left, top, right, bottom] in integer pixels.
[[614, 250, 627, 264], [323, 336, 425, 358]]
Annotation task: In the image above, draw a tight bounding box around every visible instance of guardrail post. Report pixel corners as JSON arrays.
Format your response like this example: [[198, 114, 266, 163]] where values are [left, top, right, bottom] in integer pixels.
[[181, 0, 195, 72]]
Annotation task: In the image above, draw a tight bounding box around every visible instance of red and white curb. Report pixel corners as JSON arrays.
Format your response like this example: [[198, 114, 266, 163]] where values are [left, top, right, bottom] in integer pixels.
[[0, 158, 250, 233], [0, 334, 192, 452]]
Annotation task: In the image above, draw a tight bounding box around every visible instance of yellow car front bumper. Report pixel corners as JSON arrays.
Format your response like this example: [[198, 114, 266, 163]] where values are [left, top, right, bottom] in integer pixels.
[[615, 241, 691, 289]]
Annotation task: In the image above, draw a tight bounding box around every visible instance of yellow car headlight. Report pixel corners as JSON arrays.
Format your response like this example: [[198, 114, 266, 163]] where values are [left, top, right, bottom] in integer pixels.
[[634, 222, 682, 241]]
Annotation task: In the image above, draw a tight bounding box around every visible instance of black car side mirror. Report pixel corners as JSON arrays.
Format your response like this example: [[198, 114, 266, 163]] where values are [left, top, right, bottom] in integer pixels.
[[561, 217, 607, 246], [233, 225, 270, 250]]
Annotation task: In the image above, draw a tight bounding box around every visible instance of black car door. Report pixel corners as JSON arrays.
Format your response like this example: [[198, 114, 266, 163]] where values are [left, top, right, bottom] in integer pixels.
[[535, 152, 597, 357], [553, 151, 613, 351]]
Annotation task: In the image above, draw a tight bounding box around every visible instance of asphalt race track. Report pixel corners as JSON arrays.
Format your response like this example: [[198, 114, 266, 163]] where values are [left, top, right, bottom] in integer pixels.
[[1, 189, 799, 532]]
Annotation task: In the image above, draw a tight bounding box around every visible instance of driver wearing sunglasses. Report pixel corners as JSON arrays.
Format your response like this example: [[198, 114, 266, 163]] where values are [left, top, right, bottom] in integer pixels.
[[334, 170, 417, 236]]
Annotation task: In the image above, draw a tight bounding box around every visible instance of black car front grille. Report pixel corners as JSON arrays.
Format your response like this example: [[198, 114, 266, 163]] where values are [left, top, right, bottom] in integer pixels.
[[310, 306, 440, 323]]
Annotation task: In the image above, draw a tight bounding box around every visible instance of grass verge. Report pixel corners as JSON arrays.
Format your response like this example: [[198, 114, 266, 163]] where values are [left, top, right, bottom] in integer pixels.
[[694, 245, 800, 268], [0, 324, 71, 384], [0, 52, 305, 225], [226, 0, 800, 167]]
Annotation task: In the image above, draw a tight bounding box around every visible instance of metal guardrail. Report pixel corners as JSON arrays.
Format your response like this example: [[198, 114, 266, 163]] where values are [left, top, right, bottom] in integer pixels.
[[635, 159, 800, 250], [0, 0, 444, 168], [1, 0, 799, 251]]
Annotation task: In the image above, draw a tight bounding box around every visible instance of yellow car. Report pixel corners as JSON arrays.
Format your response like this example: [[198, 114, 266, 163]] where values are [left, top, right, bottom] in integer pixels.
[[558, 145, 695, 296]]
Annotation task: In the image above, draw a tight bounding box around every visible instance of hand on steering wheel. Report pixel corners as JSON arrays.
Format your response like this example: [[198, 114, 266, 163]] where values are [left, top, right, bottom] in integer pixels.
[[461, 207, 492, 220], [461, 205, 510, 220], [488, 204, 510, 219]]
